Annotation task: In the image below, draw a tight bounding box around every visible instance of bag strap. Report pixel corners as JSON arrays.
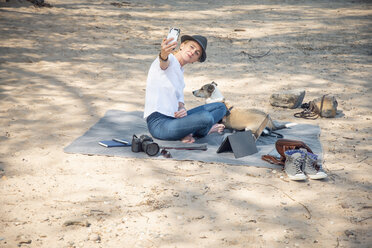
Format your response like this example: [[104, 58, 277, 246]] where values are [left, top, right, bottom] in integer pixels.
[[262, 128, 284, 138], [294, 108, 319, 119], [261, 155, 284, 166], [319, 94, 326, 117], [270, 131, 284, 138], [159, 144, 208, 151], [294, 94, 328, 119]]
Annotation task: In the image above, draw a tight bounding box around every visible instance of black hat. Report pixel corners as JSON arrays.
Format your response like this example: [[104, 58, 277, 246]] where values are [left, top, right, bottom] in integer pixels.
[[181, 35, 207, 62]]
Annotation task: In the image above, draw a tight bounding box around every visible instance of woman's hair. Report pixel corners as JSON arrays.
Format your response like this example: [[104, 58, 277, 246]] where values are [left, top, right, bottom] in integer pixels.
[[172, 40, 190, 55]]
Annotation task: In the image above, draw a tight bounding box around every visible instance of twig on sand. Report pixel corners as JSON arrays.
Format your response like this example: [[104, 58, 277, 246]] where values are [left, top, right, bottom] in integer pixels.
[[138, 212, 150, 223], [342, 136, 354, 140], [357, 156, 368, 163], [356, 216, 372, 223], [241, 49, 271, 59], [63, 220, 90, 227], [253, 183, 312, 219], [335, 237, 340, 248], [360, 205, 372, 210]]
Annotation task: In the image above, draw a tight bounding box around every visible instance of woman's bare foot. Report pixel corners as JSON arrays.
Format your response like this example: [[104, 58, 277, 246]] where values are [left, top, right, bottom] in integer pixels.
[[181, 134, 195, 143], [208, 123, 225, 134]]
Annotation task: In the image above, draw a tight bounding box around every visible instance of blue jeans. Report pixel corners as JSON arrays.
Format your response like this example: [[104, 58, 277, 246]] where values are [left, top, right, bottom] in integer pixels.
[[146, 102, 227, 140]]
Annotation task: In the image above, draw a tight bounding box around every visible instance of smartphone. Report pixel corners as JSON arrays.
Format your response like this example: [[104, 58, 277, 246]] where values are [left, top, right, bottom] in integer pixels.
[[99, 140, 129, 148], [112, 138, 130, 145], [167, 28, 180, 44]]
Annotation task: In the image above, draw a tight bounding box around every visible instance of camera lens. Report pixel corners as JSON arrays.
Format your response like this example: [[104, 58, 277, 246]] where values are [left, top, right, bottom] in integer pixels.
[[143, 142, 159, 156]]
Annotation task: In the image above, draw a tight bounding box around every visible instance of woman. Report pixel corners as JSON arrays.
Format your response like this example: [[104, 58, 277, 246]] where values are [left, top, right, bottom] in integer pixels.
[[144, 34, 227, 143]]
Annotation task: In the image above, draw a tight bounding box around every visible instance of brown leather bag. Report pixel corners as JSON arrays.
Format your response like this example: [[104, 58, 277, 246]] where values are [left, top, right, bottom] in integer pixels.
[[261, 139, 313, 166]]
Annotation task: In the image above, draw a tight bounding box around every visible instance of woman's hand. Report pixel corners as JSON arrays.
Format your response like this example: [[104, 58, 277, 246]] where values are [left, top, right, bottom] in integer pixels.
[[174, 107, 187, 118], [160, 37, 177, 60]]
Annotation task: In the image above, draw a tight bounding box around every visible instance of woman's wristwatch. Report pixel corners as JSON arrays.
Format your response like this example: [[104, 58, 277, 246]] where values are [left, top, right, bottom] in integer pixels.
[[159, 52, 168, 62]]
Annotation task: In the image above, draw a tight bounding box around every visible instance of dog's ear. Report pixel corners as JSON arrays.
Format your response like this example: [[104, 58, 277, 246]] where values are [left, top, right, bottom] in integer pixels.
[[207, 84, 215, 93], [211, 81, 218, 86]]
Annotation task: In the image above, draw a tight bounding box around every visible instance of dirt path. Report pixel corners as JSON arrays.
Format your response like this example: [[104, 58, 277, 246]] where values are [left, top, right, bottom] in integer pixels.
[[0, 0, 371, 247]]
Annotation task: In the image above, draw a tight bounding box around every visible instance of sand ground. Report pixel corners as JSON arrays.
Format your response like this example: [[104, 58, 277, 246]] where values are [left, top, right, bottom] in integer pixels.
[[0, 0, 371, 247]]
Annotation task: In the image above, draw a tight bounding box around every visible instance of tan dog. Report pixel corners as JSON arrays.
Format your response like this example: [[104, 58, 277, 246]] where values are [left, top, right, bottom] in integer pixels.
[[192, 82, 289, 137]]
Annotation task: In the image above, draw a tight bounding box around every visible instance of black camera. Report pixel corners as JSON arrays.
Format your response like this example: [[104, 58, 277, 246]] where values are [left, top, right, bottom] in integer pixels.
[[131, 134, 160, 156]]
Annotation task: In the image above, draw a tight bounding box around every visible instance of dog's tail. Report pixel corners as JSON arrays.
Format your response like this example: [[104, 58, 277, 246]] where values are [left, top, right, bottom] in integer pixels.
[[269, 119, 298, 130]]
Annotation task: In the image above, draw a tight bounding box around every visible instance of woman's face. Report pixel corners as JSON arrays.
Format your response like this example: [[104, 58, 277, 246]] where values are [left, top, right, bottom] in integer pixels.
[[179, 40, 202, 63]]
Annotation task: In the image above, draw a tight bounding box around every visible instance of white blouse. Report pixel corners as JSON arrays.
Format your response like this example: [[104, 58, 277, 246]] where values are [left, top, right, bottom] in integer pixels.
[[144, 53, 185, 119]]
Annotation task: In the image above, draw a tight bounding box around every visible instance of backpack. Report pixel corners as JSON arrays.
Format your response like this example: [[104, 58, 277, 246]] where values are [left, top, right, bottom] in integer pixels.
[[294, 95, 338, 119]]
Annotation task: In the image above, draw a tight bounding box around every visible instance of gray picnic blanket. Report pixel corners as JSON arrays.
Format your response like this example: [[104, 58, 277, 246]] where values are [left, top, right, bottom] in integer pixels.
[[64, 110, 323, 169]]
